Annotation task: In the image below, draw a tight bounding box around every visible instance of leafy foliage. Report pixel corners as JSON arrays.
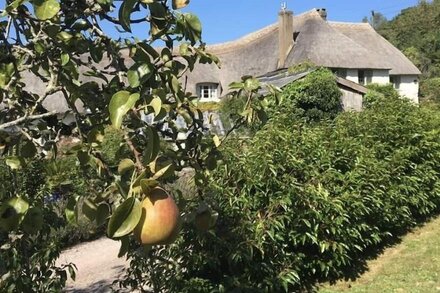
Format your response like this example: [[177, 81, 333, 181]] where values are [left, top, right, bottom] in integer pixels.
[[378, 0, 440, 101], [0, 0, 274, 290], [280, 68, 343, 122], [364, 83, 400, 108], [130, 96, 440, 292], [420, 77, 440, 103]]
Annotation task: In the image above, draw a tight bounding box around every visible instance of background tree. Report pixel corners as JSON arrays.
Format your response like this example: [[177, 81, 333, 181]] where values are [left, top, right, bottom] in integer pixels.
[[362, 11, 388, 29], [377, 0, 440, 102]]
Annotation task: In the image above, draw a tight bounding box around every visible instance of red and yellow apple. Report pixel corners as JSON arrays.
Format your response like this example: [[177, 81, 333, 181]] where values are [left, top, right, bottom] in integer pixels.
[[134, 187, 180, 245]]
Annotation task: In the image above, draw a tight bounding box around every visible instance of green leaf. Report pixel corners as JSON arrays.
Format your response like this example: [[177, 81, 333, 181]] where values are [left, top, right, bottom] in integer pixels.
[[170, 75, 179, 93], [82, 199, 97, 221], [5, 156, 24, 170], [213, 135, 221, 148], [0, 63, 15, 88], [184, 13, 202, 41], [117, 236, 130, 258], [65, 196, 78, 225], [127, 64, 152, 88], [140, 179, 159, 194], [229, 81, 244, 90], [118, 159, 135, 175], [109, 91, 140, 129], [144, 126, 160, 164], [127, 69, 140, 88], [0, 197, 29, 231], [60, 53, 70, 66], [118, 0, 138, 32], [179, 42, 189, 56], [172, 0, 189, 10], [96, 203, 110, 226], [150, 96, 162, 117], [244, 77, 260, 91], [107, 197, 142, 238], [152, 163, 174, 180], [21, 140, 37, 158], [33, 0, 60, 20], [22, 207, 44, 234]]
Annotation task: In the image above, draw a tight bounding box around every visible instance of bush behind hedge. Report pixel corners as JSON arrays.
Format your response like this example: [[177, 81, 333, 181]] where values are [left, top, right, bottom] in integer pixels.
[[136, 96, 440, 292]]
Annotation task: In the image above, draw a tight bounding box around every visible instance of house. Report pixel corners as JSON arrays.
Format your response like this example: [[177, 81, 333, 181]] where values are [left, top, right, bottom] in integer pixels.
[[185, 8, 421, 104], [258, 69, 367, 111]]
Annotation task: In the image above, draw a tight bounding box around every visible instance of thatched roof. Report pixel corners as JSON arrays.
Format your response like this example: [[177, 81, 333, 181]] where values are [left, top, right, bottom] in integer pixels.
[[184, 9, 421, 96], [329, 22, 421, 75]]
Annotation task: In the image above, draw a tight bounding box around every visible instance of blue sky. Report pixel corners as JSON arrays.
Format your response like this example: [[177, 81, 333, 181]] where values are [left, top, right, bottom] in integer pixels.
[[0, 0, 421, 44], [180, 0, 420, 44]]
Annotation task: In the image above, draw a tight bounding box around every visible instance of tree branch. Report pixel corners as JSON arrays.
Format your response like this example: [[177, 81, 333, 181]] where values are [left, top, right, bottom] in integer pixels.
[[0, 112, 57, 130], [124, 133, 144, 172]]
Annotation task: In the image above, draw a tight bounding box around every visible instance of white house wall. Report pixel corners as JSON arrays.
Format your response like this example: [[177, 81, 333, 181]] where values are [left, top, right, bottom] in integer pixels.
[[346, 69, 358, 83], [371, 70, 389, 84], [398, 75, 419, 103]]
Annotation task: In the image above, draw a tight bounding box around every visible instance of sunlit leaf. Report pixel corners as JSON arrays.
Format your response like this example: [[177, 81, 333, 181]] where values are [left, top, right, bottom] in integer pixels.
[[5, 156, 24, 170], [109, 91, 140, 129], [33, 0, 60, 20], [107, 197, 142, 238], [172, 0, 189, 10], [150, 96, 162, 117]]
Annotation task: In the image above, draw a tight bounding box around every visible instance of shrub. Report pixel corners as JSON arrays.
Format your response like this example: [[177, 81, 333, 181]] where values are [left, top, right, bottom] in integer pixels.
[[420, 77, 440, 103], [121, 97, 440, 292], [0, 159, 74, 292], [281, 68, 343, 122], [364, 83, 400, 108]]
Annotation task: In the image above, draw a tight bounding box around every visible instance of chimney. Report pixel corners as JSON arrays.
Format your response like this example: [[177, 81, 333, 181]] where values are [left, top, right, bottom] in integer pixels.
[[317, 8, 327, 20], [278, 8, 294, 69]]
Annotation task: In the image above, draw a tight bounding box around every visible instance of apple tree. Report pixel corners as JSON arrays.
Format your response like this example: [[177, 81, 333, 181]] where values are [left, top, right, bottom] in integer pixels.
[[0, 0, 274, 291]]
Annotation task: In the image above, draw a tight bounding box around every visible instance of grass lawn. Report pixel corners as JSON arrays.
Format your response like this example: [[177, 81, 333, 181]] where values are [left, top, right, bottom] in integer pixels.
[[319, 216, 440, 293]]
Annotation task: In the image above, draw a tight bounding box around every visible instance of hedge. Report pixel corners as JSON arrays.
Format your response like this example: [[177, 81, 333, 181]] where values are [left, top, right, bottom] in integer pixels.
[[136, 96, 440, 292]]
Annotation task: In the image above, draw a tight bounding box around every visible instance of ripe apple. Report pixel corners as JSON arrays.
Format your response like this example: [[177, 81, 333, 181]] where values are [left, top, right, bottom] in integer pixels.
[[172, 0, 190, 10], [134, 187, 180, 245]]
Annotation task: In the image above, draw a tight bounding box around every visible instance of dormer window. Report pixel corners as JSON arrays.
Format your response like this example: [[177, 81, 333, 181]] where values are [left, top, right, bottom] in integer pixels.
[[197, 83, 219, 101]]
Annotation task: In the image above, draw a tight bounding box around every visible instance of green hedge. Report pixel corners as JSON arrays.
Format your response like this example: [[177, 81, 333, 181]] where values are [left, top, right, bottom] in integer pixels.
[[140, 96, 440, 292]]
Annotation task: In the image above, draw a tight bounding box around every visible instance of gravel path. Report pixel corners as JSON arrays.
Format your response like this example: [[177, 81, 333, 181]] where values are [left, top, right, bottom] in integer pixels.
[[57, 237, 128, 292]]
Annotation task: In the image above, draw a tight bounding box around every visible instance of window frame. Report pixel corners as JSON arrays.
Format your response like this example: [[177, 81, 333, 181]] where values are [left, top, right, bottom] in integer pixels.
[[197, 83, 219, 101]]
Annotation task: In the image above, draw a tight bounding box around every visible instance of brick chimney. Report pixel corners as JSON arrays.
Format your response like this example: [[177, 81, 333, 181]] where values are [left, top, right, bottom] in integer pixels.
[[278, 7, 294, 69]]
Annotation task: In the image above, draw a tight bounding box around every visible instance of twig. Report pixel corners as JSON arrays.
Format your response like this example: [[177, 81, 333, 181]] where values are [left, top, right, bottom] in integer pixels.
[[124, 133, 144, 172], [0, 112, 57, 130], [60, 88, 84, 140]]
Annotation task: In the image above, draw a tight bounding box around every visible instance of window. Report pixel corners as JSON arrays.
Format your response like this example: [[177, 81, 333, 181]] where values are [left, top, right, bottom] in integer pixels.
[[358, 70, 372, 85], [390, 76, 401, 90], [197, 83, 219, 101], [335, 69, 347, 79]]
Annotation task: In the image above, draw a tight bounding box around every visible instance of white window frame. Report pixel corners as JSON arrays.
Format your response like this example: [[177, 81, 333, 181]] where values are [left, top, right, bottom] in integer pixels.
[[197, 83, 219, 101]]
